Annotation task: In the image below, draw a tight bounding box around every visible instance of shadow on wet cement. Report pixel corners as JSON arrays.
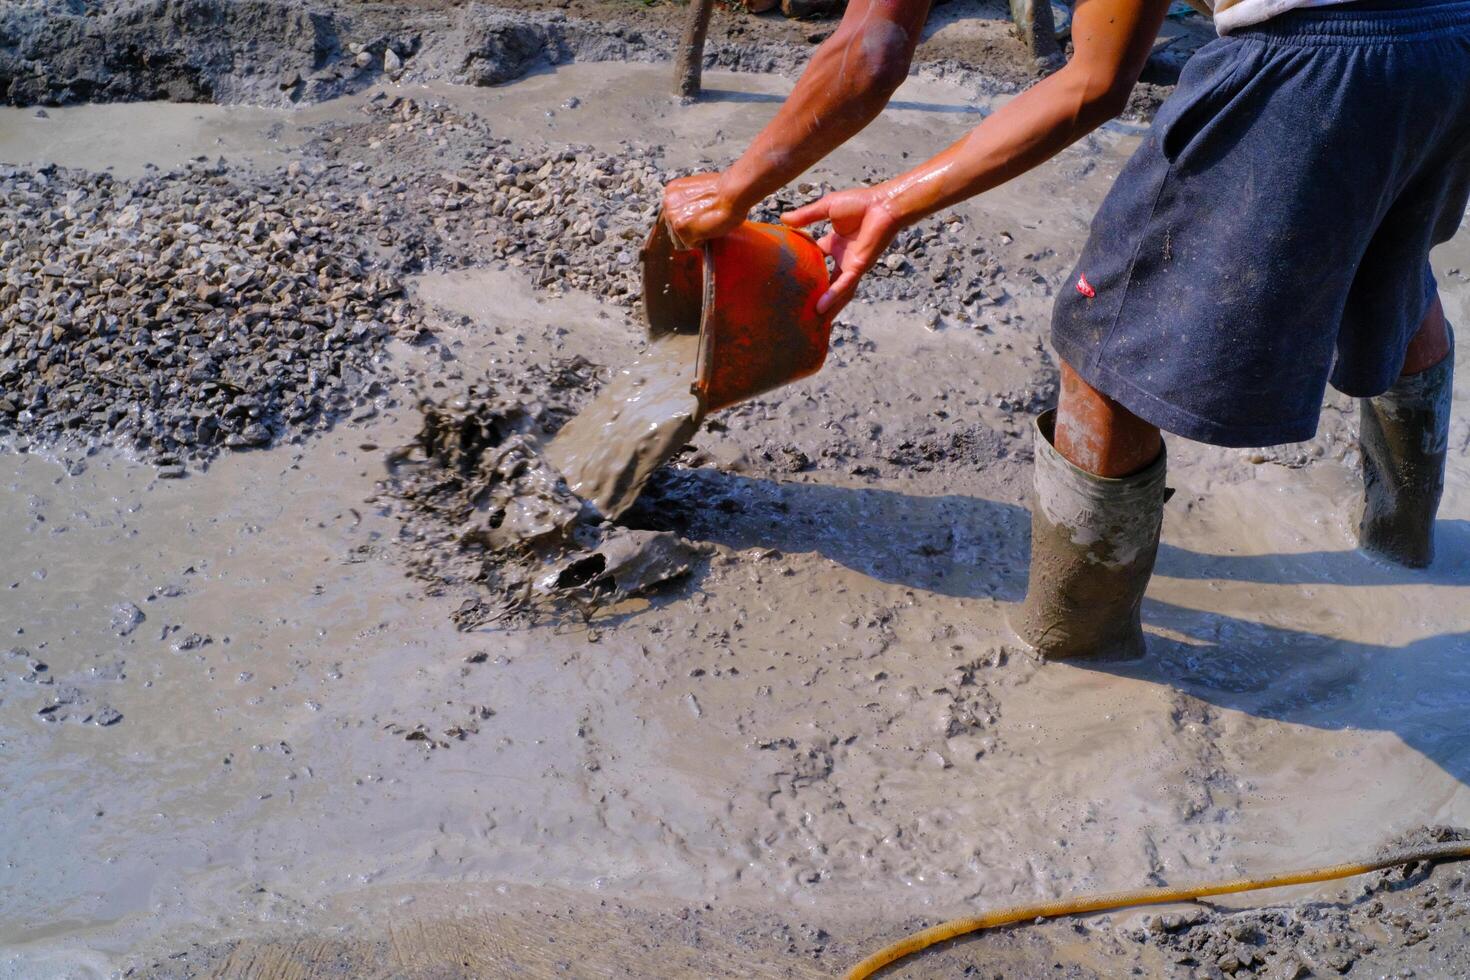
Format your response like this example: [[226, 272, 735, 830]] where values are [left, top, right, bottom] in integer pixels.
[[625, 466, 1034, 600], [1156, 520, 1470, 587], [631, 466, 1470, 783], [631, 467, 1470, 602], [1074, 598, 1470, 787]]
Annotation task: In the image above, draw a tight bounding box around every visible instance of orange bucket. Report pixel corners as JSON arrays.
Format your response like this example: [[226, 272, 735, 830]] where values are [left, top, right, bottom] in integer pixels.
[[641, 215, 835, 413]]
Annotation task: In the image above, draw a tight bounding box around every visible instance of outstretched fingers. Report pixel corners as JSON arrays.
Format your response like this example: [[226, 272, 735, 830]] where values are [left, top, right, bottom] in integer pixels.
[[781, 198, 831, 229], [818, 269, 862, 316], [785, 189, 894, 315]]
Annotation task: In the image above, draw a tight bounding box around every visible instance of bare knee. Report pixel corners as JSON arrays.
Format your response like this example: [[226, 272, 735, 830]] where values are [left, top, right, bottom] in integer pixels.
[[1054, 361, 1162, 478], [1401, 294, 1451, 377]]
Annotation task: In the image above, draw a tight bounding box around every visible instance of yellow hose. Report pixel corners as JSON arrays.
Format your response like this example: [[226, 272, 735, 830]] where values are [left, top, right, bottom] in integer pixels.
[[847, 839, 1470, 979]]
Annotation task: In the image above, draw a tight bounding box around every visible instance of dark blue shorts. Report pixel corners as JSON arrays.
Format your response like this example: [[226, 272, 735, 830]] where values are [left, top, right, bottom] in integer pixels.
[[1051, 0, 1470, 447]]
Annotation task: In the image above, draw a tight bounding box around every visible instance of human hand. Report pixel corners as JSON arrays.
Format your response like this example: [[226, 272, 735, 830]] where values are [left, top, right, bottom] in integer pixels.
[[662, 172, 748, 249], [781, 186, 902, 316]]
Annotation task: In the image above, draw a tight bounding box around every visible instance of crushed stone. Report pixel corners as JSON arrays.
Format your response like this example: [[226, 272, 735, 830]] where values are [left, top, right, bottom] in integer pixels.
[[0, 161, 412, 464]]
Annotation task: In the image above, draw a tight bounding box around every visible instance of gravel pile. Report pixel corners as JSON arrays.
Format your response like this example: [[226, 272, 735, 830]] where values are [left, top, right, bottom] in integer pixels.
[[0, 161, 414, 468], [0, 91, 1054, 473], [356, 94, 1031, 328], [347, 94, 668, 305], [0, 91, 1054, 479]]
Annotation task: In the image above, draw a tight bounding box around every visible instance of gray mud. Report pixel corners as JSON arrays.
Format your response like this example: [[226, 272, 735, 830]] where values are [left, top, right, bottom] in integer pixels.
[[2, 21, 1470, 980]]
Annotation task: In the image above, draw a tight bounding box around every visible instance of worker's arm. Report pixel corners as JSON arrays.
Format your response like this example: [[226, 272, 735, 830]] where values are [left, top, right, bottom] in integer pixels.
[[784, 0, 1171, 314], [663, 0, 932, 248]]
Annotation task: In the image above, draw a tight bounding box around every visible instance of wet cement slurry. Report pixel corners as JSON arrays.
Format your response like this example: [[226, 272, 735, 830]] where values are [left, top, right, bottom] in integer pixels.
[[3, 62, 1470, 978], [0, 102, 313, 178], [546, 333, 704, 519]]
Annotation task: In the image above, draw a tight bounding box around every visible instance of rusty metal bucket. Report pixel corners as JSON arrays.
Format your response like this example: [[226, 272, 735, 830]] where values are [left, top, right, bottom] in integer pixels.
[[641, 215, 834, 413]]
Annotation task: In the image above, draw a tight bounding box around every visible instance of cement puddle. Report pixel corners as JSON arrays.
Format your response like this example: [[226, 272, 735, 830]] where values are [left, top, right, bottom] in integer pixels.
[[3, 58, 1470, 979], [0, 100, 332, 177]]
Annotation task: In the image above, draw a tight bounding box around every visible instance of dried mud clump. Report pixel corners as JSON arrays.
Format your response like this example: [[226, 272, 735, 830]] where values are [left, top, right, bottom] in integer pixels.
[[0, 162, 410, 466], [380, 360, 709, 628]]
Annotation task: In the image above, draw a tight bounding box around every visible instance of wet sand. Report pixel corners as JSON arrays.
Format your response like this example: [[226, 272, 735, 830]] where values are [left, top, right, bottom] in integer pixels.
[[2, 56, 1469, 979]]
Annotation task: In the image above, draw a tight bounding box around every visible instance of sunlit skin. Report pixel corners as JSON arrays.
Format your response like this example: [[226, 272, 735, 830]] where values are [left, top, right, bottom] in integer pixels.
[[1055, 362, 1163, 477], [1402, 295, 1450, 376], [665, 0, 1171, 307], [664, 0, 1172, 476], [779, 0, 1169, 320], [662, 0, 931, 249], [661, 0, 1451, 477]]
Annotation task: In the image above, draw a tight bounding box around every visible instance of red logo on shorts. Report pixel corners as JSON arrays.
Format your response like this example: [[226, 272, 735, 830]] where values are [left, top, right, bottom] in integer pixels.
[[1075, 273, 1096, 299]]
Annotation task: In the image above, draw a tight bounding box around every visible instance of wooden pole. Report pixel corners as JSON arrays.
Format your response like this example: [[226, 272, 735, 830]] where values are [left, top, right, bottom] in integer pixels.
[[1009, 0, 1063, 69], [675, 0, 716, 98]]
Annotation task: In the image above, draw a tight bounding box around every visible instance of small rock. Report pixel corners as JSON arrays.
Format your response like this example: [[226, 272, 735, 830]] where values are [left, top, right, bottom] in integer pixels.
[[1276, 955, 1311, 980], [225, 423, 271, 449], [110, 602, 145, 637]]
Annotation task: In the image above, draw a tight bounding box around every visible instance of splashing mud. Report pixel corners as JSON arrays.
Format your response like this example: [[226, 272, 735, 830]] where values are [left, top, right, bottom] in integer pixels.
[[382, 351, 709, 625]]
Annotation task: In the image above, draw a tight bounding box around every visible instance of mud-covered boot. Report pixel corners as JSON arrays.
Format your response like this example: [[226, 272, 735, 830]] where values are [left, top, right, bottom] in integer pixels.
[[1008, 409, 1167, 661], [1359, 343, 1454, 568]]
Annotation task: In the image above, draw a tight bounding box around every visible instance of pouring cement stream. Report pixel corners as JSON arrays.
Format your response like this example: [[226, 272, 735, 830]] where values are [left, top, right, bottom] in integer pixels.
[[545, 333, 705, 519]]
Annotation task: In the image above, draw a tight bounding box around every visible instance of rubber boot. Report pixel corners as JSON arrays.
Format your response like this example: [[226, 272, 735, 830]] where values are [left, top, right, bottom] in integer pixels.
[[1358, 340, 1454, 568], [1008, 409, 1167, 661]]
